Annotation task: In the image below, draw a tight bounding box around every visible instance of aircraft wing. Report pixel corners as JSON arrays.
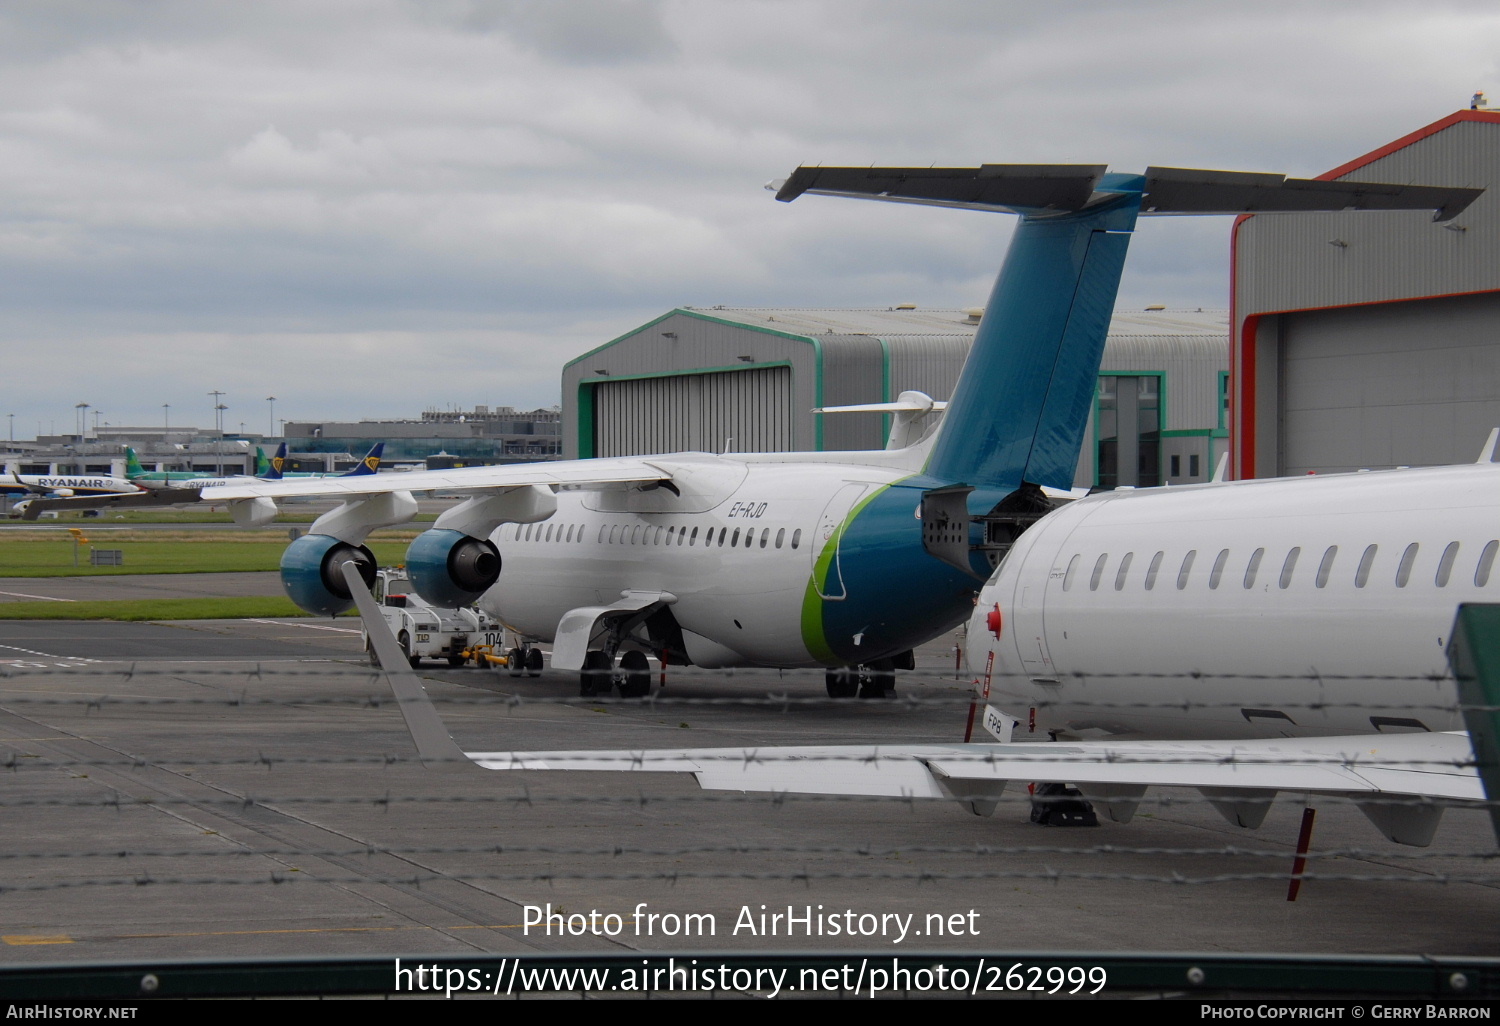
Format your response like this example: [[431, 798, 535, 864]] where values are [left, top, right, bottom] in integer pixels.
[[17, 456, 677, 518], [460, 733, 1481, 846]]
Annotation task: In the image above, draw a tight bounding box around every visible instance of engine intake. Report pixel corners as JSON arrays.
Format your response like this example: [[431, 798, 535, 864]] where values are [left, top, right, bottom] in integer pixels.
[[405, 528, 501, 608], [280, 534, 377, 616]]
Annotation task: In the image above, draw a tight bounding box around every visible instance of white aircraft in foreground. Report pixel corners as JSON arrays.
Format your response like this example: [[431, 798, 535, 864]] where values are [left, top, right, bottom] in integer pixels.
[[3, 472, 142, 516], [355, 445, 1499, 848], [20, 164, 1480, 709]]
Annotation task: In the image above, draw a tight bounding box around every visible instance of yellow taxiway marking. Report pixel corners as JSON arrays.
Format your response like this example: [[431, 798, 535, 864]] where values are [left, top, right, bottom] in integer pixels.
[[3, 935, 74, 945]]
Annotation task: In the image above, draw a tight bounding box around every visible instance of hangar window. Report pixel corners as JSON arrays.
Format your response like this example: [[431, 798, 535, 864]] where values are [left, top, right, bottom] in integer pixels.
[[1278, 547, 1300, 589], [1395, 543, 1419, 588], [1114, 551, 1134, 591], [1088, 554, 1108, 591], [791, 529, 802, 549], [1208, 548, 1229, 590], [1243, 548, 1264, 589], [1315, 546, 1337, 588], [1477, 541, 1498, 586], [776, 528, 785, 548], [1436, 542, 1460, 587], [1355, 544, 1377, 588], [1144, 551, 1164, 591], [1062, 554, 1081, 591], [1176, 550, 1196, 590]]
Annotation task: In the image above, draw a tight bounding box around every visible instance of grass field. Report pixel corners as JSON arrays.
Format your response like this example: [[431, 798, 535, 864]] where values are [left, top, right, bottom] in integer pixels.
[[0, 530, 419, 577], [0, 597, 320, 620]]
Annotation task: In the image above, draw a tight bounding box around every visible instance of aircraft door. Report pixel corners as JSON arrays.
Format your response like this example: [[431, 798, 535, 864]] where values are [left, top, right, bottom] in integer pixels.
[[1007, 536, 1060, 684], [811, 483, 868, 601]]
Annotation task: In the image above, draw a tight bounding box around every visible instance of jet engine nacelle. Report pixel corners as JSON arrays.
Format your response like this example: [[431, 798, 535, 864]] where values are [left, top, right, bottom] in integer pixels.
[[405, 528, 501, 608], [280, 533, 378, 616]]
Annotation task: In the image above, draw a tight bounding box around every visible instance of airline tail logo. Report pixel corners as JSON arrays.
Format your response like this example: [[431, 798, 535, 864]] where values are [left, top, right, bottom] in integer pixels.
[[363, 455, 379, 472], [271, 456, 285, 473]]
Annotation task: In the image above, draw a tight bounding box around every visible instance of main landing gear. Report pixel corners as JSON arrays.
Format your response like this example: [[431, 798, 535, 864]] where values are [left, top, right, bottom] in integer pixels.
[[824, 658, 897, 699], [579, 649, 654, 698]]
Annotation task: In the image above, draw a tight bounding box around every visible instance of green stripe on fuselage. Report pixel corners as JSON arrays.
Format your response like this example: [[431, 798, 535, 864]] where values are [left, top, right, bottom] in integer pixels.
[[798, 482, 894, 665]]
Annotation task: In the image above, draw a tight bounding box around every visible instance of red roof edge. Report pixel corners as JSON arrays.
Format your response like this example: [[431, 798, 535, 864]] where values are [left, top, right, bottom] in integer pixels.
[[1318, 108, 1500, 181]]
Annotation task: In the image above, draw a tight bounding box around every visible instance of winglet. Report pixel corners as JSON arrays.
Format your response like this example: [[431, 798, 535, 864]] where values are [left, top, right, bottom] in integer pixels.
[[339, 560, 473, 771], [1211, 452, 1230, 483], [1477, 428, 1500, 464]]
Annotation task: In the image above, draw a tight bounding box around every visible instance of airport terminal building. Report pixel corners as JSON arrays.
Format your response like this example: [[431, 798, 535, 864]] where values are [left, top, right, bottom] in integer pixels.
[[564, 306, 1229, 490]]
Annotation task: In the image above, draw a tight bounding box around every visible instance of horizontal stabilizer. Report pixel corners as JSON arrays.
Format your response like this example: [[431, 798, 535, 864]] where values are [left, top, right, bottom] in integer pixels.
[[773, 164, 1481, 221], [1140, 166, 1481, 222]]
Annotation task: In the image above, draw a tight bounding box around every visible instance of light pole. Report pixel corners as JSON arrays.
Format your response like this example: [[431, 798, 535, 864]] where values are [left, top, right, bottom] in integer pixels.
[[162, 404, 170, 437], [266, 396, 277, 439], [7, 414, 12, 443], [209, 391, 226, 476], [74, 402, 90, 441]]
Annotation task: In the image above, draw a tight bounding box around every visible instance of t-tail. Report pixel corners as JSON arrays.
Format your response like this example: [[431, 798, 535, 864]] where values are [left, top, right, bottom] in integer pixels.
[[774, 165, 1479, 512]]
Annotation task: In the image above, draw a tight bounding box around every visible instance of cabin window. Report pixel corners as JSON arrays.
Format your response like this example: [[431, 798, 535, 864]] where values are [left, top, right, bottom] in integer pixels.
[[632, 525, 643, 544], [744, 529, 754, 548], [1278, 547, 1300, 589], [1355, 544, 1377, 588], [1315, 546, 1337, 588], [775, 528, 785, 549], [1089, 553, 1108, 591], [597, 525, 607, 544], [608, 525, 619, 544], [1208, 548, 1229, 590], [1243, 547, 1264, 589], [523, 524, 533, 541], [1144, 551, 1164, 591], [667, 525, 675, 543], [654, 527, 665, 545], [1176, 549, 1196, 590], [564, 525, 574, 543], [1478, 541, 1498, 586], [1114, 551, 1134, 591], [791, 529, 802, 549], [544, 524, 554, 542], [690, 526, 699, 545], [1395, 543, 1419, 587], [1062, 554, 1081, 592], [760, 528, 770, 549], [1436, 542, 1460, 587]]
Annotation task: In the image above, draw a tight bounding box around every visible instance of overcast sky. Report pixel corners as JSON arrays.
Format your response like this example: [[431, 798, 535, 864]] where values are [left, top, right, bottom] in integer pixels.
[[2, 0, 1496, 438]]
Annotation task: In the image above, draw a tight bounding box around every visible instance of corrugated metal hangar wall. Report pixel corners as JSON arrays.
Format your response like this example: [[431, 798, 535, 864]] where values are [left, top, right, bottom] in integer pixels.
[[564, 307, 1228, 489], [1234, 109, 1500, 477]]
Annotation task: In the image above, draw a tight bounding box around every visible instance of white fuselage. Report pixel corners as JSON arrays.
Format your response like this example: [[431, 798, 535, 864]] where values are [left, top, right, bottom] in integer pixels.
[[967, 463, 1496, 740], [478, 455, 910, 668]]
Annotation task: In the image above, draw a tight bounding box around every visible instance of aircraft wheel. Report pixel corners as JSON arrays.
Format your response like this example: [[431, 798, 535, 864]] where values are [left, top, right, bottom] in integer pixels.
[[447, 652, 465, 668], [580, 650, 613, 697], [525, 647, 544, 677], [825, 668, 857, 698], [618, 650, 651, 697], [398, 631, 421, 669], [507, 648, 524, 676], [364, 636, 381, 668]]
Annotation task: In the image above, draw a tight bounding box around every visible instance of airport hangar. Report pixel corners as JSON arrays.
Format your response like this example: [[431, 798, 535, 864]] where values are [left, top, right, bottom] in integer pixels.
[[563, 306, 1230, 491], [1235, 108, 1500, 478]]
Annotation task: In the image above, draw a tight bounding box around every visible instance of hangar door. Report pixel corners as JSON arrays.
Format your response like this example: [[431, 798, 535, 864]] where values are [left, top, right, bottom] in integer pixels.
[[592, 366, 793, 457], [1278, 293, 1500, 475]]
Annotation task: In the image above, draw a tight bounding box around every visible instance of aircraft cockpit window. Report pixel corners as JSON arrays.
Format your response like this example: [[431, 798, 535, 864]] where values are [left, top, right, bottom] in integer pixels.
[[1176, 549, 1196, 590], [1436, 542, 1459, 587], [791, 529, 802, 549], [1243, 547, 1264, 589], [1062, 554, 1081, 591], [1477, 540, 1498, 586], [1278, 547, 1300, 589], [1089, 553, 1107, 591], [1315, 545, 1337, 588], [1395, 543, 1419, 588], [1355, 544, 1377, 588], [1114, 551, 1134, 591], [1208, 548, 1229, 589], [775, 528, 785, 548], [1144, 551, 1164, 590]]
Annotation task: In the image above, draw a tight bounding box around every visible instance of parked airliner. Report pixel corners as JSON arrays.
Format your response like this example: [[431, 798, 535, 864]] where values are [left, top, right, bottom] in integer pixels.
[[21, 164, 1479, 708]]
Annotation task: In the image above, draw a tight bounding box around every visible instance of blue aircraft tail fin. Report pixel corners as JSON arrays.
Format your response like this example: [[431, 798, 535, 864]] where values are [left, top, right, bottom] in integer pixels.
[[774, 165, 1480, 506], [343, 442, 383, 477], [259, 443, 289, 480]]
